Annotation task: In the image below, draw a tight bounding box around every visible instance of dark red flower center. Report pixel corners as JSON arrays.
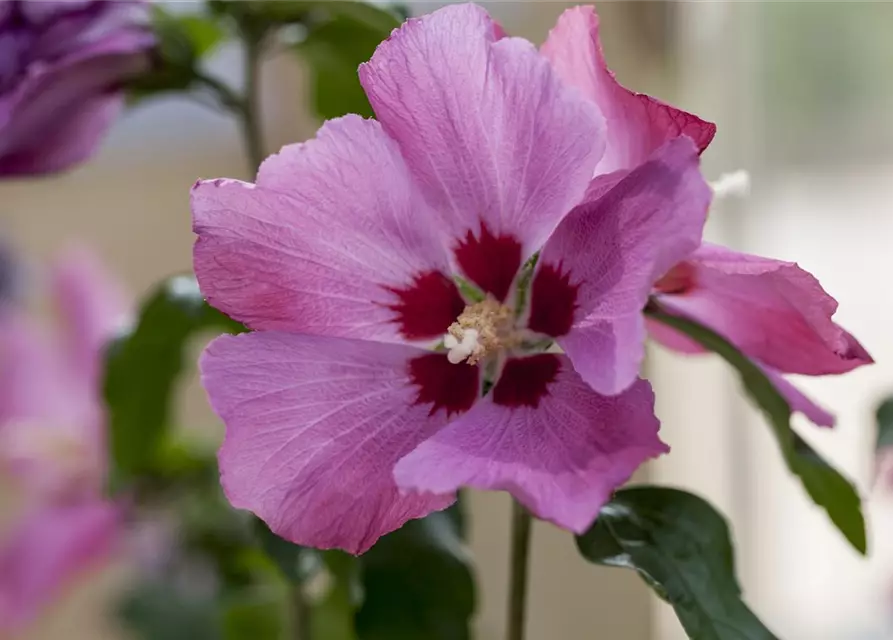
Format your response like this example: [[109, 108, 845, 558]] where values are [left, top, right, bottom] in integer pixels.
[[454, 224, 522, 302], [492, 354, 561, 408], [387, 271, 465, 340], [526, 262, 579, 337], [409, 353, 479, 417]]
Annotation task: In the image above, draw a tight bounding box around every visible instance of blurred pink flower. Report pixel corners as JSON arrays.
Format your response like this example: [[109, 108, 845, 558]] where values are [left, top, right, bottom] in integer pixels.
[[648, 244, 873, 426], [0, 248, 128, 630], [0, 0, 154, 177], [193, 4, 713, 553]]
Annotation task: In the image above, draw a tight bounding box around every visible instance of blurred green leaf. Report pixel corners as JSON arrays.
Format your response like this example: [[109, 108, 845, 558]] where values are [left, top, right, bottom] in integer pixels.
[[119, 580, 221, 640], [577, 486, 778, 640], [104, 275, 244, 490], [646, 304, 866, 554], [129, 7, 228, 104], [357, 507, 475, 640], [222, 586, 288, 640], [876, 396, 893, 450], [295, 3, 400, 119], [311, 551, 361, 640], [255, 519, 319, 585]]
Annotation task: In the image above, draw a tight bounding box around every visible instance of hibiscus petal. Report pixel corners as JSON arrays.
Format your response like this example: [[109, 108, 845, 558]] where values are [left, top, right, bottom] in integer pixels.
[[394, 354, 667, 534], [654, 244, 873, 375], [49, 247, 129, 390], [359, 3, 605, 295], [760, 366, 835, 428], [0, 501, 118, 632], [0, 312, 78, 426], [541, 5, 715, 174], [528, 137, 711, 395], [193, 115, 464, 343], [0, 32, 152, 176], [202, 332, 480, 554]]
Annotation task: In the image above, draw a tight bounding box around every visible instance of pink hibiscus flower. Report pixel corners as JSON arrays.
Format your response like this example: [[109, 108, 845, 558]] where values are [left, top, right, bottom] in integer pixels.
[[193, 3, 714, 554], [0, 248, 128, 630]]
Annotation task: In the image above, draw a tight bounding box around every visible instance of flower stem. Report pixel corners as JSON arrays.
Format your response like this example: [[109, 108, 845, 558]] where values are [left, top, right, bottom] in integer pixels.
[[507, 500, 532, 640], [239, 33, 266, 173], [293, 583, 311, 639]]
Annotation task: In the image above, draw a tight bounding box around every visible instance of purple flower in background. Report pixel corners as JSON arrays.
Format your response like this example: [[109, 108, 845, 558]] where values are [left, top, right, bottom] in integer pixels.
[[0, 248, 128, 630], [647, 244, 873, 427], [0, 0, 154, 177], [193, 4, 713, 553]]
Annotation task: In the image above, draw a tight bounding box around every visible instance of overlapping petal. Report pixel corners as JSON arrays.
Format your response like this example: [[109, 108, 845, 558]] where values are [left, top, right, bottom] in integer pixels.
[[653, 244, 873, 376], [527, 137, 711, 395], [359, 3, 605, 299], [541, 5, 715, 174], [194, 115, 463, 343], [203, 332, 479, 554], [395, 354, 666, 533]]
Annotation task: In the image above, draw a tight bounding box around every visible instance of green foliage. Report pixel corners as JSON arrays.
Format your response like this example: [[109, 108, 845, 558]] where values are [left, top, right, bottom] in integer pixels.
[[646, 304, 866, 554], [357, 506, 475, 640], [577, 486, 778, 640], [119, 579, 222, 640], [103, 275, 243, 490], [128, 6, 227, 103], [294, 2, 401, 119], [876, 396, 893, 450], [310, 551, 362, 640]]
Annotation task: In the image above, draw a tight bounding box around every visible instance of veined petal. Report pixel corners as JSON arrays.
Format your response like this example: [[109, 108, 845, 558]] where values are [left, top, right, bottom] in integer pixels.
[[394, 354, 667, 534], [0, 501, 119, 632], [359, 4, 605, 298], [528, 137, 711, 395], [193, 115, 463, 343], [202, 332, 480, 554], [654, 244, 873, 375], [541, 5, 715, 174]]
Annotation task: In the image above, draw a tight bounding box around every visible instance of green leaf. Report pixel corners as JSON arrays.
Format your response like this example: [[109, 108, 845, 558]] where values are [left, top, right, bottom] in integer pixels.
[[356, 508, 476, 640], [177, 15, 227, 58], [875, 396, 893, 450], [118, 580, 222, 640], [255, 518, 319, 585], [310, 551, 361, 640], [129, 7, 228, 104], [577, 486, 778, 640], [646, 305, 866, 554], [221, 586, 287, 640], [103, 275, 244, 489], [296, 3, 400, 119]]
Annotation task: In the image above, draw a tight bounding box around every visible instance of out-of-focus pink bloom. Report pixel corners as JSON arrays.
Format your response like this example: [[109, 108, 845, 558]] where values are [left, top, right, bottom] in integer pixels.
[[648, 243, 873, 426], [0, 248, 128, 631], [193, 4, 713, 554], [0, 1, 154, 177]]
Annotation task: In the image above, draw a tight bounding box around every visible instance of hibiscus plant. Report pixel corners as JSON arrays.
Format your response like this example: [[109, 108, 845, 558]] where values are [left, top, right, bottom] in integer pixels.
[[0, 2, 873, 640]]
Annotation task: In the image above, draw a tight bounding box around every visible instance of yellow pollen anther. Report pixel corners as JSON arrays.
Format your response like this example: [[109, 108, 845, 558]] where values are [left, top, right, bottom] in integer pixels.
[[445, 298, 518, 365]]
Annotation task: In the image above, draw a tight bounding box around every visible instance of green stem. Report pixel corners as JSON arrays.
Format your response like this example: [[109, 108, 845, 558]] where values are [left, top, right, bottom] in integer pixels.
[[507, 500, 532, 640], [239, 34, 266, 173], [293, 583, 311, 640]]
